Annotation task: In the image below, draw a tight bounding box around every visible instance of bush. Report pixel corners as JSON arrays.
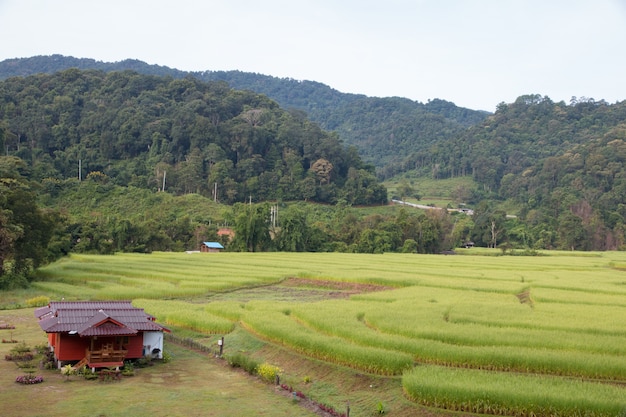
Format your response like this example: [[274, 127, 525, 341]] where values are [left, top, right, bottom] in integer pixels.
[[81, 369, 99, 380], [226, 353, 258, 375], [25, 295, 50, 308], [15, 374, 44, 384], [61, 364, 76, 380], [256, 362, 282, 384], [121, 361, 135, 376]]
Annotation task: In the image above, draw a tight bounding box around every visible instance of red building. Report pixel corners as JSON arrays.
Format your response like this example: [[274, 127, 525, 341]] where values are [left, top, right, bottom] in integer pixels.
[[35, 301, 169, 370]]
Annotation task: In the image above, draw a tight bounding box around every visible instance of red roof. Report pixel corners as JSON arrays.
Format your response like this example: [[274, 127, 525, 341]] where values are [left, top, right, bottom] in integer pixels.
[[36, 301, 166, 336]]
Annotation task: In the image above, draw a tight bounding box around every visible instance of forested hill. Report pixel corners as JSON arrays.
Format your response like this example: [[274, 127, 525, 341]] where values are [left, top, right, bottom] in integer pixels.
[[0, 69, 386, 205], [0, 55, 489, 174], [441, 95, 626, 251]]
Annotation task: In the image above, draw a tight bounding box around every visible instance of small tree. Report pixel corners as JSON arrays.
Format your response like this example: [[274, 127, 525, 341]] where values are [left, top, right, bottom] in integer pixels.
[[61, 364, 76, 381]]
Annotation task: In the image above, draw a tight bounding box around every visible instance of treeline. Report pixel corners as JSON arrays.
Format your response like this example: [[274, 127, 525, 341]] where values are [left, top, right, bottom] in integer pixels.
[[0, 55, 490, 176], [0, 163, 465, 289], [0, 69, 386, 205], [35, 177, 532, 256]]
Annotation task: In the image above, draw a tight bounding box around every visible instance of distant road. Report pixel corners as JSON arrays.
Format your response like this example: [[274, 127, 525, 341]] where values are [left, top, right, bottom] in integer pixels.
[[391, 199, 474, 215]]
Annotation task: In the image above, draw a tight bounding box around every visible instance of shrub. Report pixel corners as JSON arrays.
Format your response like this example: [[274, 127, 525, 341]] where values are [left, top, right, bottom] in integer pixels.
[[81, 370, 99, 380], [61, 364, 76, 380], [226, 353, 258, 375], [256, 362, 282, 384], [11, 341, 32, 354], [15, 375, 44, 384], [25, 295, 50, 308], [122, 361, 135, 376], [5, 352, 34, 361]]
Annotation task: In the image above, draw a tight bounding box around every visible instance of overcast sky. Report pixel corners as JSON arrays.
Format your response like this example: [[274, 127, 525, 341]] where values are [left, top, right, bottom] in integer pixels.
[[1, 0, 625, 111]]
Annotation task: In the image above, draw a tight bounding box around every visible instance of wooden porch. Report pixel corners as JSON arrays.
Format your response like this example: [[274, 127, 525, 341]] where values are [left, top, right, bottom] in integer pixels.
[[84, 344, 128, 369]]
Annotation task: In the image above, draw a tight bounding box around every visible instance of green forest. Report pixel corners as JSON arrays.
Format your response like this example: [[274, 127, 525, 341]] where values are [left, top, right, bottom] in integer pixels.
[[1, 56, 626, 289]]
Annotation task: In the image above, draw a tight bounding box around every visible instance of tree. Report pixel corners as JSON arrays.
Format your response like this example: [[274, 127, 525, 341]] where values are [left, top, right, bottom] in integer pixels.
[[557, 211, 587, 251], [472, 201, 507, 248], [311, 158, 333, 185], [396, 180, 415, 202], [0, 156, 62, 288], [275, 205, 309, 252], [231, 203, 271, 252]]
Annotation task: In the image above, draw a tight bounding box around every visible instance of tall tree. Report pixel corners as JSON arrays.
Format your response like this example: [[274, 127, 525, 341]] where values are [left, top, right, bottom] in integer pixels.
[[0, 156, 62, 288], [231, 203, 271, 252]]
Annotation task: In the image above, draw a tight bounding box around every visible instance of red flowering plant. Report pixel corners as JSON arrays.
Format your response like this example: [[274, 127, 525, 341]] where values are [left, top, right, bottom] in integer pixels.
[[15, 374, 44, 384]]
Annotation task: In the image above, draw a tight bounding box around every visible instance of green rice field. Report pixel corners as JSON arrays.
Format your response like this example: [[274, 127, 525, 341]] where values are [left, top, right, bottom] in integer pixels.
[[32, 251, 626, 416]]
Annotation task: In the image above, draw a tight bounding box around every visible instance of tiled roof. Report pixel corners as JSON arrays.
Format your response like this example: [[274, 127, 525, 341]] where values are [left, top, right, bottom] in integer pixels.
[[36, 300, 166, 336]]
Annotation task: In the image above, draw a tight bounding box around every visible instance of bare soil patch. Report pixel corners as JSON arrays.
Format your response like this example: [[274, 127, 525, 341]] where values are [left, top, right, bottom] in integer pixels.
[[280, 277, 393, 298], [206, 277, 393, 303]]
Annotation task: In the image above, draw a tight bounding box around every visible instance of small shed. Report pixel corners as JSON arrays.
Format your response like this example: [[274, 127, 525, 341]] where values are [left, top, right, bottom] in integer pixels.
[[35, 301, 169, 370], [200, 241, 224, 252]]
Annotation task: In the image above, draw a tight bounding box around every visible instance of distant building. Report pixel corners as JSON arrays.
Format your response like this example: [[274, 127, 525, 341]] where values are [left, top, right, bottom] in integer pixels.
[[200, 241, 224, 252], [217, 227, 235, 241]]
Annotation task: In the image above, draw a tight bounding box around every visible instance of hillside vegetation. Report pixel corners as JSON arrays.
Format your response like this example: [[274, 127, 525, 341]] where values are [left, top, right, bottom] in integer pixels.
[[0, 55, 489, 175], [1, 58, 626, 290], [0, 69, 385, 205]]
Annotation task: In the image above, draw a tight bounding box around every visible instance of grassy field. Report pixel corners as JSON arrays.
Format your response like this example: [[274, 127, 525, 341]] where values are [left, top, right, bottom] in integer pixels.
[[4, 251, 626, 416], [0, 309, 319, 417], [384, 175, 476, 207]]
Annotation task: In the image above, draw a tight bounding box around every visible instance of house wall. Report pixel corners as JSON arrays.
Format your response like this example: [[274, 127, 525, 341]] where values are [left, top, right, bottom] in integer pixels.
[[142, 331, 164, 358], [51, 333, 150, 361], [125, 334, 144, 359], [56, 334, 90, 361]]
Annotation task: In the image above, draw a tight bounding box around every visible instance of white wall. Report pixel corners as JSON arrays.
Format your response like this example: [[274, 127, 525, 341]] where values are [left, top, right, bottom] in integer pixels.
[[142, 332, 164, 358]]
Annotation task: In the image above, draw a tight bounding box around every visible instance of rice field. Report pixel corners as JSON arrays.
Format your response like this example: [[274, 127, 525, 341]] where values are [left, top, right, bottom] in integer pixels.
[[33, 251, 626, 415]]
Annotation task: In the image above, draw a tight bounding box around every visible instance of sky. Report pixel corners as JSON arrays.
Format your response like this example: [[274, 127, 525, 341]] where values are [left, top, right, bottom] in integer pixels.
[[1, 0, 625, 111]]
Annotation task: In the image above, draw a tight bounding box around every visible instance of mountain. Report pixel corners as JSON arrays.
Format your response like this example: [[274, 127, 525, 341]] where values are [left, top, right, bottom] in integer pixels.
[[0, 69, 386, 205], [0, 55, 489, 175], [2, 56, 626, 251]]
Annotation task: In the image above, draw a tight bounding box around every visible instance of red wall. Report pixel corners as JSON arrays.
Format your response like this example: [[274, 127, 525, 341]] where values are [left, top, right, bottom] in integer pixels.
[[56, 334, 90, 361], [53, 333, 146, 361], [125, 335, 144, 359]]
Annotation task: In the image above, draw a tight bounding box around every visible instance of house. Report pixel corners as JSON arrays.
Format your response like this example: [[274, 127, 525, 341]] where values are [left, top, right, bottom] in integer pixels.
[[217, 227, 235, 241], [35, 301, 169, 370], [200, 241, 224, 252]]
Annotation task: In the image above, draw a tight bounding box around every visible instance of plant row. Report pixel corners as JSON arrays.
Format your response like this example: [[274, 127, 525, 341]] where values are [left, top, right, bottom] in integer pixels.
[[402, 365, 626, 417]]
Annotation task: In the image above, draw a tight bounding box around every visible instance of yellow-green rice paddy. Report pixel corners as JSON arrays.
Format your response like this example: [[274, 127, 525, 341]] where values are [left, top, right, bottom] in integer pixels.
[[34, 250, 626, 415]]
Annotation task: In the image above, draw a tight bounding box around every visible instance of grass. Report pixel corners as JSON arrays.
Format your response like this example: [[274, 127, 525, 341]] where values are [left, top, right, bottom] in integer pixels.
[[384, 175, 476, 207], [6, 250, 626, 415], [403, 365, 626, 416], [0, 309, 318, 417]]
